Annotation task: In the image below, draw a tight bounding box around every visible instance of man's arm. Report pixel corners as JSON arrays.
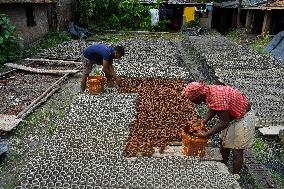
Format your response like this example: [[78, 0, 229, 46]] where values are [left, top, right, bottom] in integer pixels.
[[102, 60, 119, 81], [196, 110, 230, 138], [202, 108, 217, 125]]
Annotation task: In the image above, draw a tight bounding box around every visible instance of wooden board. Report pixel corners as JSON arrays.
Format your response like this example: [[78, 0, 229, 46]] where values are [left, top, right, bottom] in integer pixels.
[[258, 126, 284, 135], [5, 63, 80, 75], [0, 114, 22, 131]]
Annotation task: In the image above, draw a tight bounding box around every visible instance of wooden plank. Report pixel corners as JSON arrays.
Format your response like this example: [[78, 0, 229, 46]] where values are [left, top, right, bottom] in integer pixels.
[[5, 63, 80, 75], [0, 114, 22, 132], [258, 126, 284, 135], [25, 58, 82, 65], [151, 146, 222, 161]]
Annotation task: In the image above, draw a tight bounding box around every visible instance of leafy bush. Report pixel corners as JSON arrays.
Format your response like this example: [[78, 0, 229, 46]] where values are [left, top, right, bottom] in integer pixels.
[[75, 0, 160, 31], [0, 14, 24, 65], [227, 27, 246, 41], [76, 0, 121, 30]]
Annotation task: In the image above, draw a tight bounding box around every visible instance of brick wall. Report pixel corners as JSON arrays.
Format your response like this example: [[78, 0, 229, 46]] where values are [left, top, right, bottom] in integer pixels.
[[56, 0, 74, 30], [0, 4, 50, 44]]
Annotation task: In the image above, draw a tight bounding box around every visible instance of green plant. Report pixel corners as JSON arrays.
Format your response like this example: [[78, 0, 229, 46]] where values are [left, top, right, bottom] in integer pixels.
[[252, 137, 269, 161], [269, 169, 284, 188], [181, 18, 200, 32], [227, 27, 246, 41], [47, 125, 56, 135], [249, 34, 272, 55], [155, 19, 171, 32], [187, 19, 200, 27], [0, 14, 24, 65]]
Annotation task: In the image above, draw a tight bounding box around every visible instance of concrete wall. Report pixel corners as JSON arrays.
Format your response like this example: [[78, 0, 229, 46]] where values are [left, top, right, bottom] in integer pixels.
[[0, 4, 49, 44], [57, 0, 74, 30], [200, 11, 213, 28]]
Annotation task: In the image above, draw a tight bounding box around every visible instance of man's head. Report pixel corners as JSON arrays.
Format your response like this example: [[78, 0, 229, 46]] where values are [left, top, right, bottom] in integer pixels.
[[183, 81, 207, 104], [113, 46, 125, 59]]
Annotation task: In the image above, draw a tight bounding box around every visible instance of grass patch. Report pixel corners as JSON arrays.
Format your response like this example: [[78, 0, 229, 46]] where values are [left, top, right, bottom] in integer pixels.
[[1, 176, 19, 189], [151, 32, 184, 40], [252, 137, 269, 161], [86, 32, 183, 43], [0, 148, 21, 189], [250, 133, 284, 188], [226, 27, 271, 55], [270, 169, 284, 188], [24, 31, 71, 57], [47, 125, 57, 136], [86, 33, 134, 43]]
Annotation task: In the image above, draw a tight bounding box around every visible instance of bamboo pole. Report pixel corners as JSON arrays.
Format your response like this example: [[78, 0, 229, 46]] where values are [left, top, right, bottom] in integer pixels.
[[16, 68, 79, 119], [5, 63, 80, 75], [20, 87, 60, 120]]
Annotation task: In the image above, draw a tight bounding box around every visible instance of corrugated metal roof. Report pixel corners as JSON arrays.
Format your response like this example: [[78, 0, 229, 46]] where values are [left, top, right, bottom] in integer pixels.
[[242, 0, 268, 6], [220, 0, 268, 8], [220, 0, 284, 8], [265, 0, 284, 6], [140, 0, 166, 3], [168, 0, 212, 3], [140, 0, 211, 4], [0, 0, 56, 3]]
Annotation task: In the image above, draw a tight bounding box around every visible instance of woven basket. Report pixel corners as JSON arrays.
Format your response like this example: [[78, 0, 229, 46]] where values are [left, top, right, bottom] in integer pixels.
[[179, 121, 208, 157], [87, 76, 106, 94]]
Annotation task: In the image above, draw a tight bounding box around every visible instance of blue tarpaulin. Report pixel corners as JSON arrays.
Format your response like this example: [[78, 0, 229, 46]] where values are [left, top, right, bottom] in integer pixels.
[[0, 141, 8, 156], [68, 22, 92, 39], [265, 31, 284, 63]]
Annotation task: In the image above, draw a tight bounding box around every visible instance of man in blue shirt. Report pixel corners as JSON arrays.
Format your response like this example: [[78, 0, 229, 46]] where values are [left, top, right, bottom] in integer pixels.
[[80, 43, 125, 93]]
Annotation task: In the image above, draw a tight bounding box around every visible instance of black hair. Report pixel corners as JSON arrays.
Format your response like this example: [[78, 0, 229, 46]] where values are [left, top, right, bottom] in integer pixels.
[[114, 46, 125, 56]]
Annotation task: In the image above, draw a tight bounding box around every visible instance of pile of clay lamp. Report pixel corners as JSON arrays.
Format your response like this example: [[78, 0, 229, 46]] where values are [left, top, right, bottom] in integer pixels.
[[117, 77, 208, 157]]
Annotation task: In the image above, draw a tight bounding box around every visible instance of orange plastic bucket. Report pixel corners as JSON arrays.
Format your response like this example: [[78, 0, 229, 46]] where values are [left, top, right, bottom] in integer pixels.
[[87, 75, 106, 94], [179, 121, 208, 157]]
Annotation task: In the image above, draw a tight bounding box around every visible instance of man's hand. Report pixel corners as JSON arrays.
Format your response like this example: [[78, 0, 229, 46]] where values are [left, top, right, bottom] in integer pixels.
[[114, 78, 121, 85], [202, 119, 207, 126]]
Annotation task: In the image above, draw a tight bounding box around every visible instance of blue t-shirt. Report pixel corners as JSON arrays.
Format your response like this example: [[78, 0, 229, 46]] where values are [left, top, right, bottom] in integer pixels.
[[83, 43, 114, 64]]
